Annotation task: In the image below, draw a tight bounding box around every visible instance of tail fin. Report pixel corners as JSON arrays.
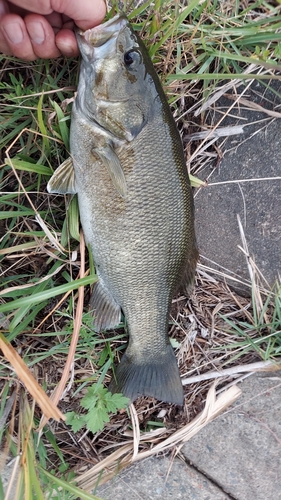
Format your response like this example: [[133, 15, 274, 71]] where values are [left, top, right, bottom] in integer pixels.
[[109, 346, 183, 405]]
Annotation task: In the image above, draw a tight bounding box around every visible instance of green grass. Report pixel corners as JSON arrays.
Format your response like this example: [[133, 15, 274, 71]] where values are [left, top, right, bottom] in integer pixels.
[[219, 284, 281, 361], [1, 0, 281, 497]]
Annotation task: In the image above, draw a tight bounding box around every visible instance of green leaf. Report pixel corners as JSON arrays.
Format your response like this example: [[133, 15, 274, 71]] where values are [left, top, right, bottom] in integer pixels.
[[76, 384, 129, 434], [65, 412, 86, 433], [0, 275, 97, 313], [51, 100, 70, 150], [80, 384, 102, 410], [170, 338, 181, 349], [189, 174, 206, 188], [67, 194, 80, 242], [37, 93, 50, 153], [44, 428, 67, 465], [5, 157, 52, 176], [84, 405, 110, 434], [104, 392, 129, 413], [37, 465, 102, 500], [0, 210, 41, 220]]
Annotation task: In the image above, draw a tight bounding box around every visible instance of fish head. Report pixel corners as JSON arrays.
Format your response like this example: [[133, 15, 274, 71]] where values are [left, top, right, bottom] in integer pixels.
[[75, 14, 160, 142]]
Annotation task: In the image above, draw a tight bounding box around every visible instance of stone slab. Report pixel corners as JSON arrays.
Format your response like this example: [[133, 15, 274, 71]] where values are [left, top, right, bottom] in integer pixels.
[[97, 454, 231, 500], [182, 374, 281, 500], [194, 81, 281, 294]]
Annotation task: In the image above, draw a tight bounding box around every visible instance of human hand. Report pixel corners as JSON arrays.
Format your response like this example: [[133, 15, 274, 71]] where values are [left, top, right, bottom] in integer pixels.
[[0, 0, 106, 60]]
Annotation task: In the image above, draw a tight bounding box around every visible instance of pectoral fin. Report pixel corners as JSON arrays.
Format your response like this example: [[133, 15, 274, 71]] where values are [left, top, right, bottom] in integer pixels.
[[92, 145, 127, 199], [47, 157, 77, 194]]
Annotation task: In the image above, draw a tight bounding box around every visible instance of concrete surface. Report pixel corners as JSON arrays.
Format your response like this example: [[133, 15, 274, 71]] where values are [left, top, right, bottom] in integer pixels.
[[98, 455, 231, 499], [195, 80, 281, 294], [97, 374, 281, 500], [182, 374, 281, 500]]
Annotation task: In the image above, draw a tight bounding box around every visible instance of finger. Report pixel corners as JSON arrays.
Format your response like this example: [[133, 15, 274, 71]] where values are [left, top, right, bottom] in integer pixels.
[[0, 0, 9, 17], [0, 13, 37, 60], [25, 14, 61, 58], [1, 0, 106, 28], [45, 12, 63, 30], [55, 29, 79, 57], [0, 36, 12, 55], [51, 0, 106, 30], [2, 0, 53, 16], [0, 2, 12, 55], [0, 1, 28, 18]]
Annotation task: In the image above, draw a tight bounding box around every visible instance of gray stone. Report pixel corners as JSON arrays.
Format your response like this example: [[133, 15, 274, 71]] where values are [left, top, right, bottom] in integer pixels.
[[0, 457, 18, 499], [182, 374, 281, 500], [194, 81, 281, 294], [97, 454, 231, 499]]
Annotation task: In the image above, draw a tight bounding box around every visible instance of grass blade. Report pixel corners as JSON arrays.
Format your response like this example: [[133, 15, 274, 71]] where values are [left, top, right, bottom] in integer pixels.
[[0, 275, 97, 313]]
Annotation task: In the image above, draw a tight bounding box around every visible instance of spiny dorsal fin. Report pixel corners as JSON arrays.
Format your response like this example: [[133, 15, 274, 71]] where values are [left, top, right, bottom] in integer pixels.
[[92, 144, 127, 199], [47, 157, 77, 194]]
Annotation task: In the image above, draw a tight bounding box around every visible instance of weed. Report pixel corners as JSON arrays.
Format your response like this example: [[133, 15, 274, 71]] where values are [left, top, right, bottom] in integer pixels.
[[66, 384, 129, 434]]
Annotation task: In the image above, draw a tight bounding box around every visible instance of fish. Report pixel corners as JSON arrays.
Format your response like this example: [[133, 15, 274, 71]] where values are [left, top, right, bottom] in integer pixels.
[[47, 14, 198, 405]]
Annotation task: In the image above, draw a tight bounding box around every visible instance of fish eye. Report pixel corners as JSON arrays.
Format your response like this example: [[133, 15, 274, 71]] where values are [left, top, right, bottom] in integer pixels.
[[124, 50, 141, 67]]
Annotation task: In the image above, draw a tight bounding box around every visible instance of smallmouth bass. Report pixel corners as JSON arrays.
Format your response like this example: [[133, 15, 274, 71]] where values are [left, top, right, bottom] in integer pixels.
[[48, 14, 198, 405]]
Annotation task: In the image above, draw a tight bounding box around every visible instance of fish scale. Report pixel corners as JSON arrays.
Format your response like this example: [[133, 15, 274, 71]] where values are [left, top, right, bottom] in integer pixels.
[[47, 14, 198, 405]]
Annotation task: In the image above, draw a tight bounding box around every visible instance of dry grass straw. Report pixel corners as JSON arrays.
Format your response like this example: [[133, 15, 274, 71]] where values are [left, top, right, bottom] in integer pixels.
[[182, 359, 281, 384], [75, 382, 241, 491], [0, 334, 64, 422]]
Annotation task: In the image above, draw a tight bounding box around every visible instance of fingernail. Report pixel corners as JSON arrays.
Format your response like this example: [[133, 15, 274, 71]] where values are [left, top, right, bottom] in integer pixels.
[[56, 40, 76, 57], [3, 23, 23, 44], [26, 22, 45, 45]]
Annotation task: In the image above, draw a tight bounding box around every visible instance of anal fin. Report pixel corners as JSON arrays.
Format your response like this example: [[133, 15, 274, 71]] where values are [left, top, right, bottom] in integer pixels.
[[90, 281, 121, 333]]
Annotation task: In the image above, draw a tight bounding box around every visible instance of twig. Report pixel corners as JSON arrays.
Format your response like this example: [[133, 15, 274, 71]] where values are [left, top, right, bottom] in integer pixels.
[[0, 335, 64, 422], [187, 74, 260, 166], [208, 176, 281, 186], [188, 63, 261, 116], [226, 95, 281, 119], [181, 360, 281, 385], [237, 214, 270, 325], [129, 404, 140, 461], [186, 125, 244, 140]]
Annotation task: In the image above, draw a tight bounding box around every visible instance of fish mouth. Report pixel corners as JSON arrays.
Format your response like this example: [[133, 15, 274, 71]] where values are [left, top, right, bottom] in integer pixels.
[[76, 13, 128, 56]]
